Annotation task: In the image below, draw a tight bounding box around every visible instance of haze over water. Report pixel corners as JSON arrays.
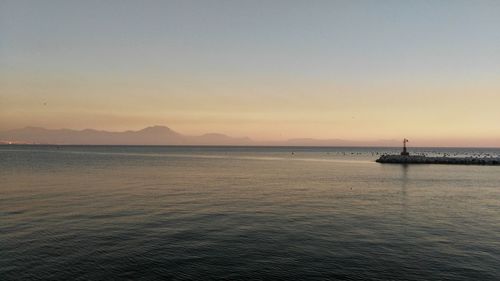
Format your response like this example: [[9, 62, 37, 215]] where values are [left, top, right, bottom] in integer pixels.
[[2, 146, 500, 280]]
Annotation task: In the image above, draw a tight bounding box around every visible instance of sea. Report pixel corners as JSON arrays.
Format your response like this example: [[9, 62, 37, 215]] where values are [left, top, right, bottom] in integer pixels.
[[1, 145, 500, 280]]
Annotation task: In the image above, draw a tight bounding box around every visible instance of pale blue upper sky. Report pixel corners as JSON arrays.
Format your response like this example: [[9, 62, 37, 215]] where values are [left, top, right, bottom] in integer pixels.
[[2, 0, 500, 143], [3, 0, 499, 79]]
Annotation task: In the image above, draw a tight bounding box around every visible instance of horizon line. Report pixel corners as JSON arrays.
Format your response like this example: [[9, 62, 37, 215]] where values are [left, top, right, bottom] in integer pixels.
[[3, 143, 500, 149]]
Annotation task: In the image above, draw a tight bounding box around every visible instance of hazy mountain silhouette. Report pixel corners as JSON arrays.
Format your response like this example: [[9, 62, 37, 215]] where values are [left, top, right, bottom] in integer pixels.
[[0, 126, 397, 146], [0, 126, 251, 145]]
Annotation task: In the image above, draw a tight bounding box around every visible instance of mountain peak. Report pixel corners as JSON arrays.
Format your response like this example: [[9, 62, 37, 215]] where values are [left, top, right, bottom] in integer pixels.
[[139, 125, 174, 133]]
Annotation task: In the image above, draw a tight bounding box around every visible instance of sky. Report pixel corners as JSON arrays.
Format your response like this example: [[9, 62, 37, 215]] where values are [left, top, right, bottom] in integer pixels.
[[1, 0, 500, 145]]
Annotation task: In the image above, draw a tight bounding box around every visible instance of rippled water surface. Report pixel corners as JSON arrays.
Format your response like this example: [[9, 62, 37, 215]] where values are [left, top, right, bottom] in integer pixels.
[[1, 146, 500, 280]]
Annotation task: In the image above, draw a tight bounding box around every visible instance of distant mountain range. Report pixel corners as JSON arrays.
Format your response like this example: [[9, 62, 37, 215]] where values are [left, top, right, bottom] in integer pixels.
[[0, 126, 399, 146], [0, 126, 252, 145]]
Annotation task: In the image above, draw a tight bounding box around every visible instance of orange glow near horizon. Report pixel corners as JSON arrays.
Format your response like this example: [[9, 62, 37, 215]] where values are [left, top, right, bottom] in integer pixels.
[[2, 71, 500, 146]]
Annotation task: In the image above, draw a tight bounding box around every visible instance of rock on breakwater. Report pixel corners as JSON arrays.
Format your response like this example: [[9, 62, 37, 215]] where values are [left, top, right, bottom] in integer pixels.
[[376, 155, 500, 166]]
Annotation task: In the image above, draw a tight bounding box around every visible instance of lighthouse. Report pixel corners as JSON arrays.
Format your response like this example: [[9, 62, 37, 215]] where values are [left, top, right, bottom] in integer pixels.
[[401, 138, 409, 156]]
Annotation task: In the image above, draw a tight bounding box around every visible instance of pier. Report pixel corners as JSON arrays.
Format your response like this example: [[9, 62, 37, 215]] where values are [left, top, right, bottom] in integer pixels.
[[376, 155, 500, 165], [376, 138, 500, 165]]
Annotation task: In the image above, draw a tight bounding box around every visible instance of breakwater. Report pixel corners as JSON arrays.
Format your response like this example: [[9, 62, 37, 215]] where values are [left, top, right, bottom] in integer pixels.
[[376, 155, 500, 165]]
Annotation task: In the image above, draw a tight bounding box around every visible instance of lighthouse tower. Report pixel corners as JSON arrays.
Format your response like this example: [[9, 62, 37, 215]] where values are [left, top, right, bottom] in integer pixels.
[[401, 139, 409, 156]]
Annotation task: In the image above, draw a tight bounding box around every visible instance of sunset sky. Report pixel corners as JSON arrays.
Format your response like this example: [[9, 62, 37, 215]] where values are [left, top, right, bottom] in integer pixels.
[[1, 0, 500, 145]]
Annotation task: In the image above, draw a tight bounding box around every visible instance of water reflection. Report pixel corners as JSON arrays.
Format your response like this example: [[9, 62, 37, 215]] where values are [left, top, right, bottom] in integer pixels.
[[399, 164, 409, 219], [401, 164, 408, 195]]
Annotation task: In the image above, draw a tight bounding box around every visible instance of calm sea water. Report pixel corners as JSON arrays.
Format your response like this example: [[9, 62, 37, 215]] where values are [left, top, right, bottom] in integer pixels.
[[1, 145, 500, 280]]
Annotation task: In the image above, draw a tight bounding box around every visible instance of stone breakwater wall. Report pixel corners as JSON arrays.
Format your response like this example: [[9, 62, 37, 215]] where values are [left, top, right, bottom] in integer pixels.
[[376, 155, 500, 166]]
